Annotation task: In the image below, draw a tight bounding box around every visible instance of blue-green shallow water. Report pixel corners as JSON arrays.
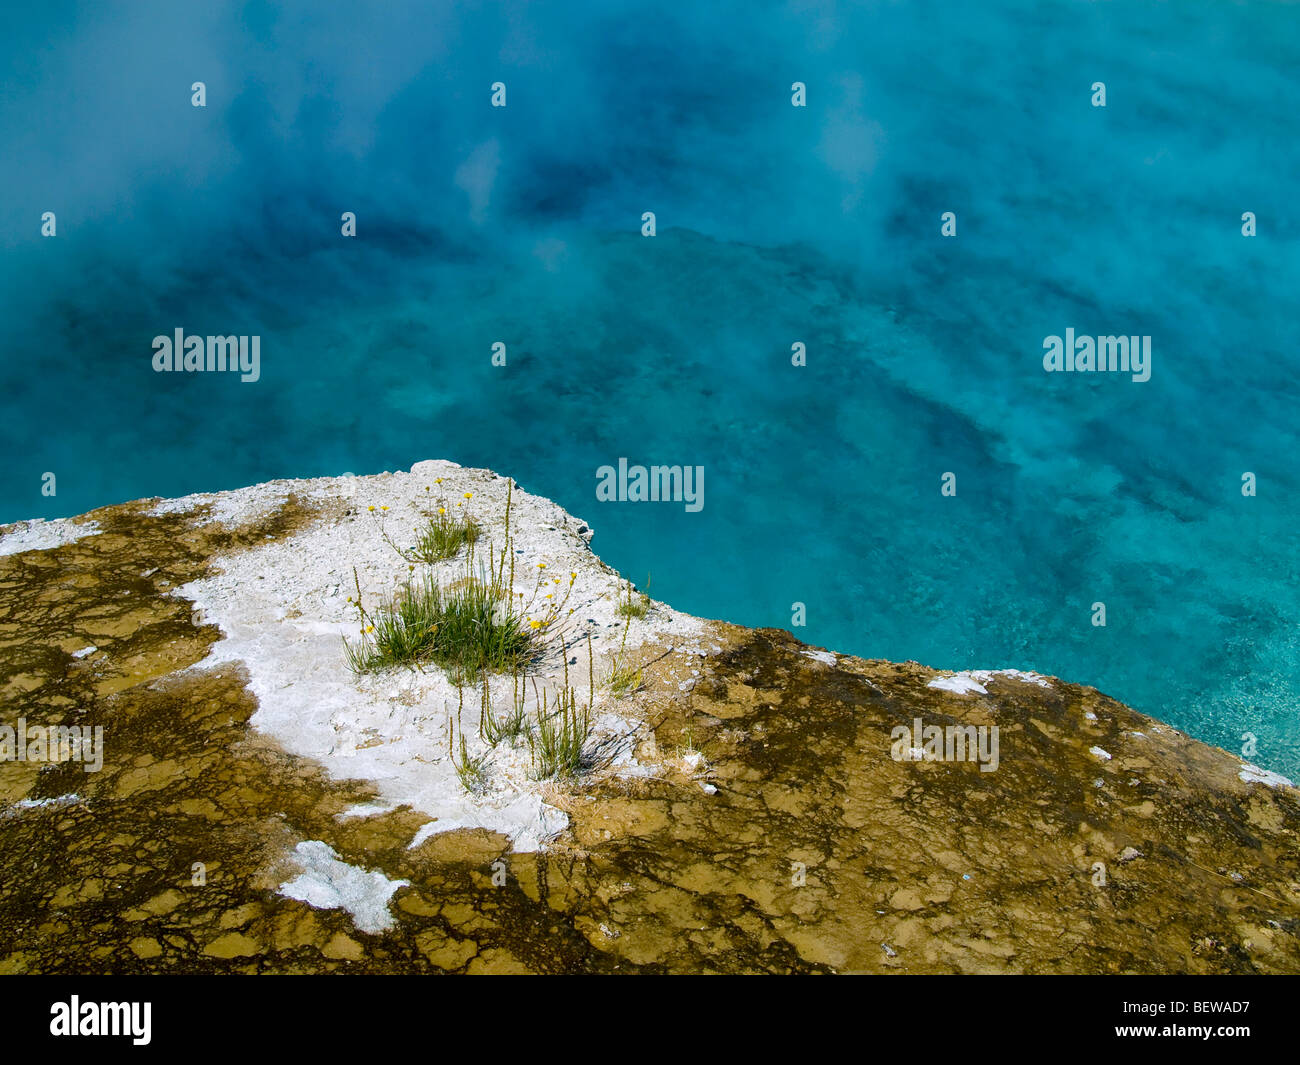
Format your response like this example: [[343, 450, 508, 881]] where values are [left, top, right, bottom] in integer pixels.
[[2, 1, 1298, 774]]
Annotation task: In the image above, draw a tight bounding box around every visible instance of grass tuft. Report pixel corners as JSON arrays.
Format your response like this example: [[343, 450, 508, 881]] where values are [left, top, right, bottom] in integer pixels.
[[607, 659, 643, 696], [448, 687, 488, 794], [409, 508, 481, 563], [449, 720, 488, 794], [480, 667, 529, 747], [344, 568, 531, 680], [529, 685, 592, 780], [615, 576, 651, 619], [604, 614, 643, 696]]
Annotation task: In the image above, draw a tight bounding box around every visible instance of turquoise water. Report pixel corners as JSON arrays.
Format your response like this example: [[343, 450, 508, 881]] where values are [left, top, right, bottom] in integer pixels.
[[2, 1, 1298, 774]]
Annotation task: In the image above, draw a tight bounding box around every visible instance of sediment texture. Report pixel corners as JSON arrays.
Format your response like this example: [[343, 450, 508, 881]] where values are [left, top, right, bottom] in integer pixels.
[[1, 464, 1296, 973]]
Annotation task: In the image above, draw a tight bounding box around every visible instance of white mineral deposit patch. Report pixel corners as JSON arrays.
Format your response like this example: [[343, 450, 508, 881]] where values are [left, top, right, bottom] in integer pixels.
[[166, 459, 703, 852], [0, 518, 101, 557], [927, 673, 988, 695], [278, 840, 409, 933], [927, 668, 1054, 696], [1239, 763, 1294, 789]]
